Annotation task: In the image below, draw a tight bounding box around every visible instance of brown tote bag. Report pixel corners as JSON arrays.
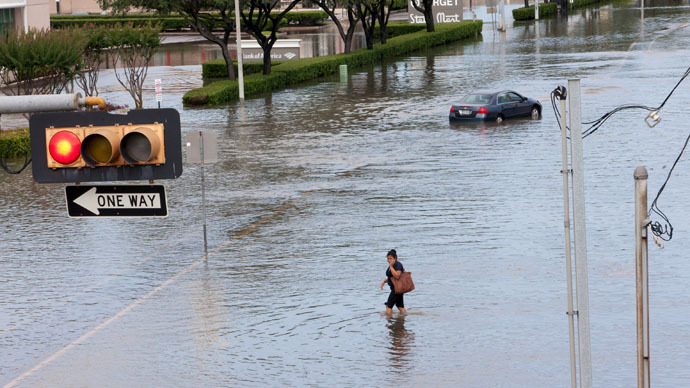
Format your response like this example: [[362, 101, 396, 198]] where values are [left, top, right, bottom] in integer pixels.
[[392, 271, 415, 294]]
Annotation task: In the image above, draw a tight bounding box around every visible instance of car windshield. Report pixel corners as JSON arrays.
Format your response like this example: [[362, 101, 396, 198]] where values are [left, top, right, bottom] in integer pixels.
[[460, 94, 492, 104]]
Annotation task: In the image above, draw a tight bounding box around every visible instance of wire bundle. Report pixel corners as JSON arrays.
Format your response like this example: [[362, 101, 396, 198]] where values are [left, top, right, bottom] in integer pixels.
[[550, 66, 690, 242]]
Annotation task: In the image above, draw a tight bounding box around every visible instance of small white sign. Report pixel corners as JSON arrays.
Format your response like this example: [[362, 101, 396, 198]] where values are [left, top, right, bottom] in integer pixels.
[[155, 79, 162, 102]]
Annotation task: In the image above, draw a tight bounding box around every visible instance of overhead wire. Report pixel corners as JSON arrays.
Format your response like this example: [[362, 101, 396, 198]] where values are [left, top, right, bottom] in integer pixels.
[[551, 67, 690, 242]]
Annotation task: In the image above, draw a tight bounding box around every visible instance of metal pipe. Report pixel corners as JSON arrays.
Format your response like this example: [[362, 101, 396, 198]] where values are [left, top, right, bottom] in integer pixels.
[[568, 78, 593, 388], [81, 96, 107, 110], [0, 94, 80, 114], [560, 98, 577, 388], [0, 94, 109, 114], [634, 166, 650, 388]]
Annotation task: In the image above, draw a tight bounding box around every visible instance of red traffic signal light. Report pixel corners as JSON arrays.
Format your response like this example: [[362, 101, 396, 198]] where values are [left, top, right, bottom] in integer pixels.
[[31, 109, 182, 183]]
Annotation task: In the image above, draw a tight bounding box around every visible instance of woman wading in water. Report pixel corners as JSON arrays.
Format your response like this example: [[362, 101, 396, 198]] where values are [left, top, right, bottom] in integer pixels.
[[380, 249, 408, 315]]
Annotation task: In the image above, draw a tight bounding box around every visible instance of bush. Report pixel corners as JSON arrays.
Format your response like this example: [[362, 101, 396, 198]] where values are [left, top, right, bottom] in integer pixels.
[[285, 11, 328, 26], [0, 129, 30, 159], [512, 2, 557, 20], [374, 21, 425, 39], [202, 60, 280, 79], [185, 20, 483, 105], [52, 11, 306, 31], [391, 0, 408, 10]]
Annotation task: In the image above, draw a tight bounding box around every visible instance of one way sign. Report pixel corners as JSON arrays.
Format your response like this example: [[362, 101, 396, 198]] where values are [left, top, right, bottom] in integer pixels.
[[65, 185, 168, 218]]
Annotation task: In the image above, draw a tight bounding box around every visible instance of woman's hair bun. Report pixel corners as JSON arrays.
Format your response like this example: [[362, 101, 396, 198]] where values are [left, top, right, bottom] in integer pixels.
[[387, 249, 397, 259]]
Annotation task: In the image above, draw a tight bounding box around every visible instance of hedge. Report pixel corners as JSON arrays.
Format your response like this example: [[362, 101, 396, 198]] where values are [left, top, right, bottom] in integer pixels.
[[391, 0, 408, 9], [512, 2, 557, 20], [202, 60, 280, 80], [0, 128, 30, 159], [374, 21, 425, 39], [513, 0, 608, 20], [51, 11, 327, 30], [184, 20, 483, 105]]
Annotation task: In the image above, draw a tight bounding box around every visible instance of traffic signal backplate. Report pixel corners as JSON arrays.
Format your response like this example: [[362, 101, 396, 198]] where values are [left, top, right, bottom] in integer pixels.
[[30, 109, 183, 184]]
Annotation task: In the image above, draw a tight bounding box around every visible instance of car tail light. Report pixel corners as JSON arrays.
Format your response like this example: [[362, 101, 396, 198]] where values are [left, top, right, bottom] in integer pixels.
[[450, 106, 455, 113], [477, 107, 489, 114]]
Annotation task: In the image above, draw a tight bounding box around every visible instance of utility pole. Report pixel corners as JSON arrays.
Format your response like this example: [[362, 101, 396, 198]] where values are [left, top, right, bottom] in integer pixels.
[[634, 166, 651, 388], [234, 0, 245, 100], [558, 89, 577, 388], [568, 79, 592, 388]]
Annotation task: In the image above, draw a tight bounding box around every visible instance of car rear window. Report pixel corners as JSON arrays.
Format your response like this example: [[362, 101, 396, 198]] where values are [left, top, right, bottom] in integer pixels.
[[460, 94, 492, 104]]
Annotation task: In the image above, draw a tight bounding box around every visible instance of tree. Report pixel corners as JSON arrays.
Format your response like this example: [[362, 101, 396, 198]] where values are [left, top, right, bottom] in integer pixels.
[[355, 0, 378, 50], [75, 25, 110, 97], [102, 0, 237, 81], [312, 0, 360, 54], [411, 0, 434, 32], [376, 0, 393, 44], [240, 0, 302, 75], [0, 29, 86, 96], [109, 23, 161, 108]]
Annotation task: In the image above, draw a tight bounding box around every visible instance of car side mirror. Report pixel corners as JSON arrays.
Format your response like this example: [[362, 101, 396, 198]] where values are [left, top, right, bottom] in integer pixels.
[[521, 97, 527, 102]]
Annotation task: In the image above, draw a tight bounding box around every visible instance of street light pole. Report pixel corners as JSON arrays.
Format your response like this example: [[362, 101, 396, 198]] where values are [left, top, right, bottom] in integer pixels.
[[234, 0, 245, 100]]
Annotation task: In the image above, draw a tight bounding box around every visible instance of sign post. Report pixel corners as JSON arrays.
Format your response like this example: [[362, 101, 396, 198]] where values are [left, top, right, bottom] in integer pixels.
[[155, 79, 162, 108]]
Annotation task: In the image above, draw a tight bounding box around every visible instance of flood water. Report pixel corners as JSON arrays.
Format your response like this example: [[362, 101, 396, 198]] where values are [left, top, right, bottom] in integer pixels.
[[3, 0, 690, 386]]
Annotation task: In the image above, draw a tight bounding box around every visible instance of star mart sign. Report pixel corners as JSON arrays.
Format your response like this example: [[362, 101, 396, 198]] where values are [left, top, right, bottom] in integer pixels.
[[408, 0, 463, 24]]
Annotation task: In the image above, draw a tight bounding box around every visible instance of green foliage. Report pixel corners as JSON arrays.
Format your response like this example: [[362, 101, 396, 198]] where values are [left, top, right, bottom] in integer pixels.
[[285, 11, 328, 25], [0, 29, 86, 95], [202, 60, 278, 79], [0, 129, 30, 159], [512, 3, 557, 20], [51, 11, 319, 30], [185, 20, 483, 105], [391, 0, 408, 10], [374, 21, 425, 39]]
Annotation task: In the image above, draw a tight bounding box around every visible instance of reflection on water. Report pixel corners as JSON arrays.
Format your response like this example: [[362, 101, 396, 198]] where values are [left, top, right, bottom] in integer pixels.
[[386, 314, 415, 369]]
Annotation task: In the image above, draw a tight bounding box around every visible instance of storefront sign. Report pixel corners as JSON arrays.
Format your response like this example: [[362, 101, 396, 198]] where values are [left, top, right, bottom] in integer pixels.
[[408, 0, 463, 24]]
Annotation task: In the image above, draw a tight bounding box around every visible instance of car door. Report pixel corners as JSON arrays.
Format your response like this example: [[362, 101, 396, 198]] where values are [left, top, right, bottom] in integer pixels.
[[497, 92, 516, 117], [508, 92, 530, 116]]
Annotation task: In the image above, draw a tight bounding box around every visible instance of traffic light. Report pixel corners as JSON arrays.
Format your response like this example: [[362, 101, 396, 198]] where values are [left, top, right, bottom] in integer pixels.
[[31, 109, 182, 183]]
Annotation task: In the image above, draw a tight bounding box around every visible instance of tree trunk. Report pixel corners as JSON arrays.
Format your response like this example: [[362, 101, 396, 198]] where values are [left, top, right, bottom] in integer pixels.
[[424, 7, 435, 32], [262, 46, 272, 75], [219, 41, 237, 81]]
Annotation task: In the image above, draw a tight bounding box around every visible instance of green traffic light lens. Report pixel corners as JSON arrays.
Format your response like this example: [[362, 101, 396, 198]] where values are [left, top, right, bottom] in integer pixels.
[[122, 132, 152, 163]]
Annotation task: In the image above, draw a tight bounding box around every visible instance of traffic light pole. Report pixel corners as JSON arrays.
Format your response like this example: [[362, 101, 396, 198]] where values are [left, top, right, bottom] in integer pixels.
[[0, 94, 105, 114]]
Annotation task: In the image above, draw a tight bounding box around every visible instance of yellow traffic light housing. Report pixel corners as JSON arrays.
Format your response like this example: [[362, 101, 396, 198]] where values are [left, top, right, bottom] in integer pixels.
[[121, 123, 165, 165]]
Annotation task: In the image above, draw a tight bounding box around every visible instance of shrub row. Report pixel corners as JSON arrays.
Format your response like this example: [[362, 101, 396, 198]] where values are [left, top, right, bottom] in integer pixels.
[[51, 11, 328, 30], [184, 20, 483, 105], [512, 2, 557, 20], [391, 0, 408, 10], [0, 129, 30, 159], [202, 61, 279, 80], [374, 21, 425, 39], [513, 0, 608, 20]]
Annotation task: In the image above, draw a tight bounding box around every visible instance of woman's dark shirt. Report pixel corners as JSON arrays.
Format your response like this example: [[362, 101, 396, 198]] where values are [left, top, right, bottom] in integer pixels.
[[386, 261, 404, 289]]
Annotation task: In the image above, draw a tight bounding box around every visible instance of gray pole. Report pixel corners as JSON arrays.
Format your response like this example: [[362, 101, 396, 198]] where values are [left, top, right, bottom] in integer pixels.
[[200, 131, 208, 258], [535, 0, 540, 20], [634, 166, 650, 388], [568, 78, 592, 388], [234, 0, 245, 100], [560, 97, 578, 388]]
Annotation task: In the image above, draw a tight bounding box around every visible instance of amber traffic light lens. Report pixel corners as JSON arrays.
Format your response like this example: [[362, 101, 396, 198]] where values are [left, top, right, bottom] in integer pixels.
[[81, 130, 120, 166], [86, 135, 111, 163], [48, 131, 81, 165], [122, 132, 152, 163]]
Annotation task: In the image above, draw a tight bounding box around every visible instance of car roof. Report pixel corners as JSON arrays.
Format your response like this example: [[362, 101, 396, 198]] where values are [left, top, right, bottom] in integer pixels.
[[469, 90, 518, 95]]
